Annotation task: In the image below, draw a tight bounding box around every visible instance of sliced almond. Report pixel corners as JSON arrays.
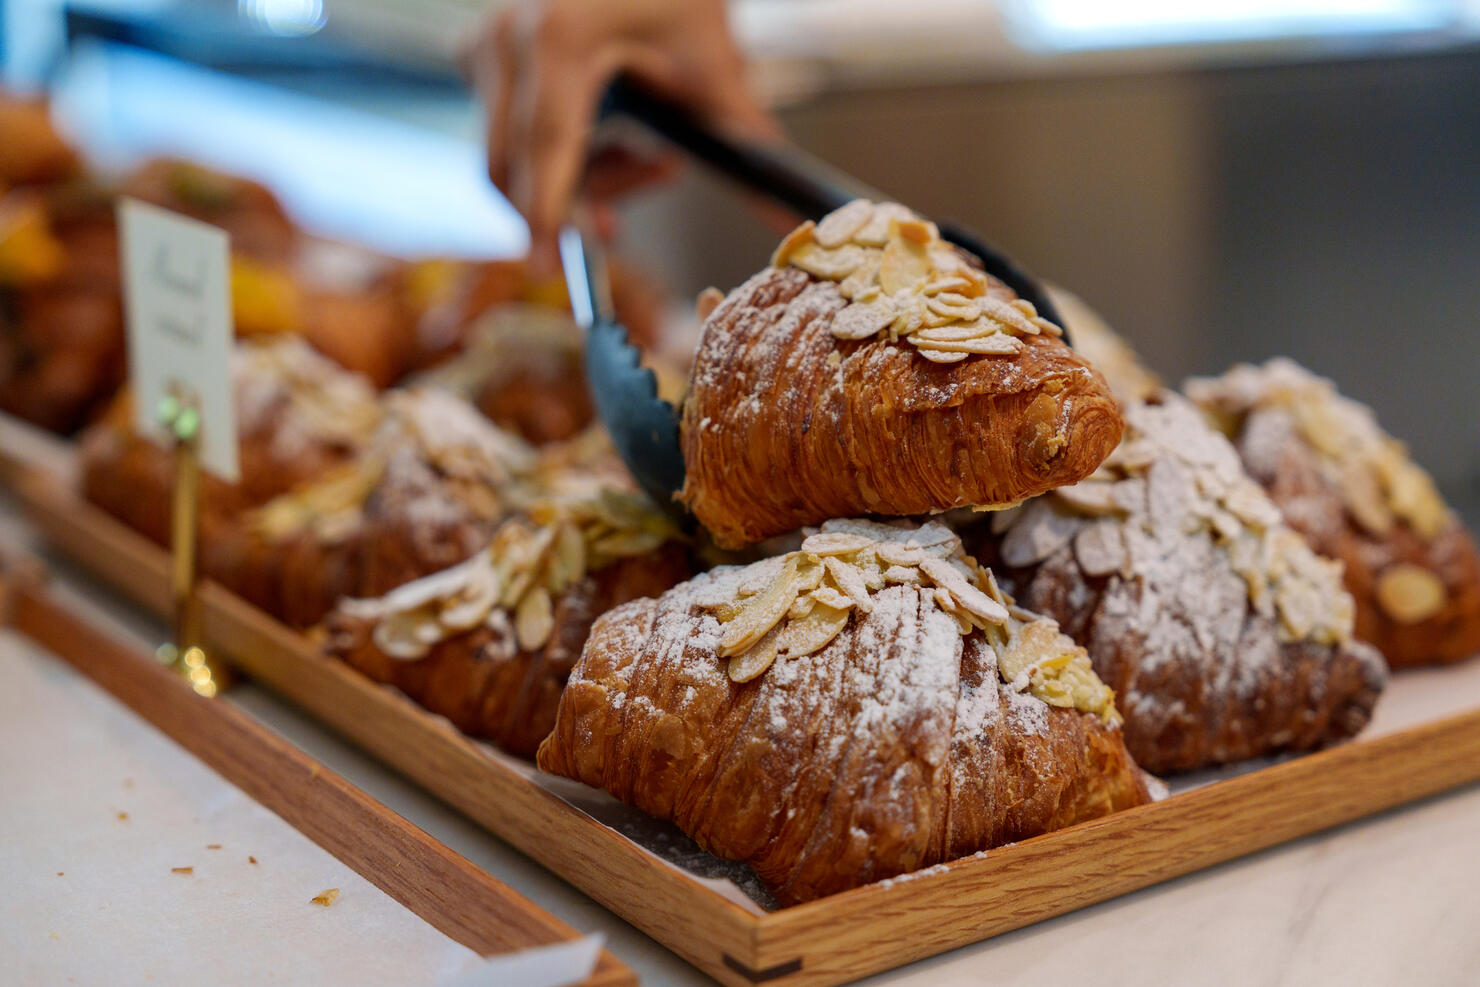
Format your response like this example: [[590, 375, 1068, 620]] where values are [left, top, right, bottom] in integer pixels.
[[823, 556, 874, 612], [1073, 521, 1128, 578], [801, 531, 875, 556], [515, 586, 554, 651], [373, 611, 435, 661], [878, 235, 931, 295], [696, 286, 725, 323], [853, 202, 919, 246], [778, 603, 850, 659], [770, 220, 817, 268], [831, 299, 897, 341], [838, 253, 882, 300], [719, 556, 804, 657], [910, 333, 1022, 356], [1053, 480, 1128, 517], [979, 297, 1041, 336], [810, 585, 855, 611], [919, 557, 1009, 626], [439, 561, 502, 631], [883, 565, 921, 585], [814, 199, 875, 248], [918, 348, 969, 364], [789, 242, 869, 281], [728, 625, 781, 683], [1375, 563, 1447, 624], [788, 594, 817, 620]]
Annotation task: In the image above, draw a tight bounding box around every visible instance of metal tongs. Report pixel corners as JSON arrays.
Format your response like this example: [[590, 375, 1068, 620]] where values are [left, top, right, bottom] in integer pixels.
[[561, 76, 1066, 519]]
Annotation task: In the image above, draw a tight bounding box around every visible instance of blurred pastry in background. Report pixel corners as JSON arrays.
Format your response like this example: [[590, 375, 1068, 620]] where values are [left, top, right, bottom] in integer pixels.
[[0, 94, 81, 188], [325, 481, 689, 757], [1048, 284, 1161, 405], [120, 158, 297, 263], [410, 255, 666, 371], [0, 179, 124, 432], [974, 391, 1388, 774], [80, 337, 381, 550], [1186, 358, 1480, 668], [680, 200, 1123, 548], [537, 518, 1152, 904], [411, 304, 593, 445], [225, 387, 534, 627]]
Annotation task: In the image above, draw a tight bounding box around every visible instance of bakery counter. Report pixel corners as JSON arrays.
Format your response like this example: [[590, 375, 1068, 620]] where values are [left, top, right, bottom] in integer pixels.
[[4, 496, 1477, 987]]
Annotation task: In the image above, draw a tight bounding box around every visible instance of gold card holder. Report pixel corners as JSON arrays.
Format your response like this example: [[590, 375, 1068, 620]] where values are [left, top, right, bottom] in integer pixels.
[[153, 385, 229, 697]]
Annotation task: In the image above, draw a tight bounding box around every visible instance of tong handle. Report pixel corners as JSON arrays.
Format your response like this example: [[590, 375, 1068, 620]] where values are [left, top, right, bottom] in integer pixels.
[[600, 76, 1065, 329], [601, 76, 875, 222]]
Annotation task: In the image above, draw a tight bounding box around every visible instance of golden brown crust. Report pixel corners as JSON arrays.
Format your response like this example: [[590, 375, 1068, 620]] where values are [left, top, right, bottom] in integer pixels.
[[536, 565, 1150, 905], [326, 547, 690, 757], [680, 266, 1122, 547]]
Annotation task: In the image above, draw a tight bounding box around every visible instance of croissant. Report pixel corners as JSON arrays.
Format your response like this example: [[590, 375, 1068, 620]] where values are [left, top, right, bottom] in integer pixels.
[[1185, 359, 1480, 669], [680, 201, 1123, 548], [973, 391, 1388, 774], [325, 488, 689, 757], [537, 519, 1152, 905], [210, 387, 534, 627], [81, 337, 381, 548]]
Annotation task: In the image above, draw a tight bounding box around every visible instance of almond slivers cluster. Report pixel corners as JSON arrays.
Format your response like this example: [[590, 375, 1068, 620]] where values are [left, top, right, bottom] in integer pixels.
[[247, 389, 535, 544], [770, 200, 1062, 363], [702, 519, 1119, 724], [1003, 395, 1354, 647], [341, 487, 679, 661], [236, 337, 383, 447], [1186, 358, 1449, 541]]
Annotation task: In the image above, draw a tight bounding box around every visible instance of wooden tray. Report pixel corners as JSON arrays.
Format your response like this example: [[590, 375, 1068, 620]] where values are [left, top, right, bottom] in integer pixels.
[[7, 446, 1480, 987]]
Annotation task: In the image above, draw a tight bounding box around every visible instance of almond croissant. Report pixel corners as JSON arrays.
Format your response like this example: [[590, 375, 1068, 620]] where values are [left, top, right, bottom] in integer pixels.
[[537, 519, 1151, 905], [325, 488, 689, 757], [974, 392, 1388, 774], [1186, 358, 1480, 669], [679, 201, 1123, 548]]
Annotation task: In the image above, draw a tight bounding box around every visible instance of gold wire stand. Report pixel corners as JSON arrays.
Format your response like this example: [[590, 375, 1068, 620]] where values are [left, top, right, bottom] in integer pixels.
[[154, 388, 230, 697]]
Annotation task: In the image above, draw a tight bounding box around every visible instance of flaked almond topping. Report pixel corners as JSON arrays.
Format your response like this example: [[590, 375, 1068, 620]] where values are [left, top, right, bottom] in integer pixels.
[[1004, 393, 1355, 647], [700, 519, 1120, 723], [770, 200, 1062, 362], [1185, 358, 1451, 542], [347, 487, 679, 660]]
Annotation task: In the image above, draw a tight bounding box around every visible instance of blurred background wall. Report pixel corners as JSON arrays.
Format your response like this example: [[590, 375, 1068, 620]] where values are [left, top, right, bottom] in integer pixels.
[[4, 0, 1478, 516]]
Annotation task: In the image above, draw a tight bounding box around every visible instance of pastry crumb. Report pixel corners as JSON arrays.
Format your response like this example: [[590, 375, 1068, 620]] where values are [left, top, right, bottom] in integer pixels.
[[206, 844, 222, 850], [56, 872, 63, 877], [116, 812, 128, 821], [248, 856, 258, 865], [171, 867, 193, 876], [123, 778, 134, 789], [310, 888, 340, 907]]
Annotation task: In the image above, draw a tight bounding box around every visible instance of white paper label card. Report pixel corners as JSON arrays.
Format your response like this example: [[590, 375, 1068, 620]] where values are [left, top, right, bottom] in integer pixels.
[[118, 197, 239, 482]]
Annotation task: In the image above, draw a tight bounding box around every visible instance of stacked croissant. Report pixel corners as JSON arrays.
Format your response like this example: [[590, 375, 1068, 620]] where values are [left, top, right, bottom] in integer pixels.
[[71, 192, 1480, 907]]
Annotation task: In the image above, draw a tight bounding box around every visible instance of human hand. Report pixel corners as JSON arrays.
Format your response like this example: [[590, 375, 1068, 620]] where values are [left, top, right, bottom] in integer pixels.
[[463, 0, 778, 269]]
